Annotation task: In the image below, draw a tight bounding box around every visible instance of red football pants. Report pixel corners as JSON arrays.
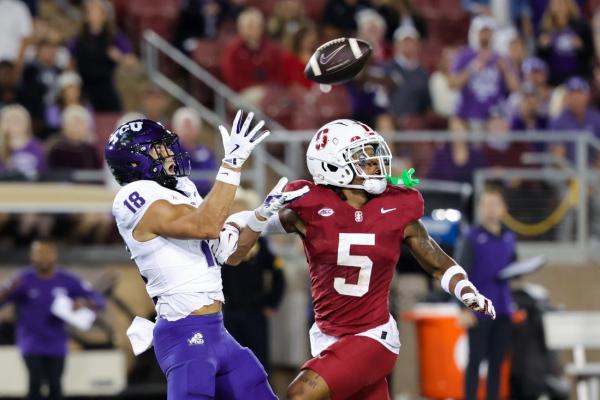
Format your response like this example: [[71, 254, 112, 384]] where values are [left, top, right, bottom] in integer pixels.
[[303, 335, 397, 399]]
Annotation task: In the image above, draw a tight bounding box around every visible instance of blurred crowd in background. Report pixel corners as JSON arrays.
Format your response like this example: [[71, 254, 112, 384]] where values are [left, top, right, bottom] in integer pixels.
[[1, 0, 600, 246], [0, 1, 599, 398]]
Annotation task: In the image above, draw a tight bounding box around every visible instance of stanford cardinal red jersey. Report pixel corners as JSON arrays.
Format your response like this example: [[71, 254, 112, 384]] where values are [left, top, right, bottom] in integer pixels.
[[285, 180, 424, 337]]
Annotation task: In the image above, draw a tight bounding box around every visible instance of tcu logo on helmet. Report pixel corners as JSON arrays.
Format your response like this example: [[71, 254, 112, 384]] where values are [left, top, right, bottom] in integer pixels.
[[315, 129, 329, 151], [108, 121, 145, 146]]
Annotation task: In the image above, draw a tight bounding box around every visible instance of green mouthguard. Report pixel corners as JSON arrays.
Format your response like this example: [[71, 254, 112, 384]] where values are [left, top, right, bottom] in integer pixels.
[[385, 168, 420, 188]]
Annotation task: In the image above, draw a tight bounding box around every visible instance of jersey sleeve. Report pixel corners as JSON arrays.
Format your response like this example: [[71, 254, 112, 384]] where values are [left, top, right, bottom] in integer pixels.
[[283, 180, 315, 219], [112, 180, 171, 230], [409, 189, 425, 222]]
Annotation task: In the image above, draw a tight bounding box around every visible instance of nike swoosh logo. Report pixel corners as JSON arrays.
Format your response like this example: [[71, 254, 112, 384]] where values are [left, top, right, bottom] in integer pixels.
[[381, 207, 396, 214], [319, 45, 346, 65], [229, 144, 240, 154]]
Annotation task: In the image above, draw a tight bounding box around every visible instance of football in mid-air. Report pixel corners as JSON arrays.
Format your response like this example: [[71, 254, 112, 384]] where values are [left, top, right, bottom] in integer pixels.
[[304, 37, 372, 85]]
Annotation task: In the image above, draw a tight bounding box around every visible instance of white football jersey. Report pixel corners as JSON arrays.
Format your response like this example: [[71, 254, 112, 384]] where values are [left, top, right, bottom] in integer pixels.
[[112, 177, 224, 321]]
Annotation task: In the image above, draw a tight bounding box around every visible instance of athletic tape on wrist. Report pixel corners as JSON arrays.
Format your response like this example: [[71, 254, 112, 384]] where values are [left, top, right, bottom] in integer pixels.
[[247, 211, 268, 232], [215, 166, 240, 186], [454, 279, 477, 300], [441, 265, 467, 293]]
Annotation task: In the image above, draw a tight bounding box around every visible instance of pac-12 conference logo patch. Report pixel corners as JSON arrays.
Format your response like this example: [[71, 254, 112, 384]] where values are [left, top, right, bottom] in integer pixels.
[[318, 208, 335, 217]]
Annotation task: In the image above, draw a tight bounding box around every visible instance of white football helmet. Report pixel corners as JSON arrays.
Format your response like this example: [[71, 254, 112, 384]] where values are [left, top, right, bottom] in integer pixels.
[[306, 119, 392, 194]]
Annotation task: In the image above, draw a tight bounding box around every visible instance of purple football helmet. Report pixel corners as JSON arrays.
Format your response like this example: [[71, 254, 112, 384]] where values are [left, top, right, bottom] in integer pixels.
[[105, 119, 191, 189]]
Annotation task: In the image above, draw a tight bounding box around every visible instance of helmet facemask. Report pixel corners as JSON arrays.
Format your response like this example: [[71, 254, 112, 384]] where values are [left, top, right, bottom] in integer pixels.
[[345, 140, 392, 180], [138, 136, 191, 189], [343, 139, 392, 194]]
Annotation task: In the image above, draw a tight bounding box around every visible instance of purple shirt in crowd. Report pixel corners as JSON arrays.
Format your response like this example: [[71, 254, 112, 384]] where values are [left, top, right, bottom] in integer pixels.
[[549, 107, 600, 162], [451, 48, 508, 120], [428, 143, 488, 183], [184, 144, 218, 196], [1, 268, 105, 357], [5, 139, 46, 179], [458, 226, 516, 319], [510, 114, 549, 151], [546, 27, 580, 83]]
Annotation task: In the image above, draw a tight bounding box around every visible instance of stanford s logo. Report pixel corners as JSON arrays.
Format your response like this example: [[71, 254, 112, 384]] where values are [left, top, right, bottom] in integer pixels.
[[354, 211, 363, 222], [318, 208, 335, 217], [315, 128, 329, 151]]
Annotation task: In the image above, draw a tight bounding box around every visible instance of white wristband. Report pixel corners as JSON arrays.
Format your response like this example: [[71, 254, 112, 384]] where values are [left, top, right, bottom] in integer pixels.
[[454, 279, 476, 299], [215, 166, 240, 186], [441, 265, 467, 293], [247, 211, 268, 232], [262, 214, 287, 235], [225, 210, 252, 229]]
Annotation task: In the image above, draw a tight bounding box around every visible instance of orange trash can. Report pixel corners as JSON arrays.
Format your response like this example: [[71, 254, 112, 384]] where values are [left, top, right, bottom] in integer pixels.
[[403, 303, 510, 400]]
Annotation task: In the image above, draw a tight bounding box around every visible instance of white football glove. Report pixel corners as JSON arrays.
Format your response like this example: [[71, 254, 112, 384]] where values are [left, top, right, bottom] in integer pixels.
[[219, 110, 270, 168], [256, 177, 310, 220], [209, 224, 240, 265], [461, 291, 496, 320]]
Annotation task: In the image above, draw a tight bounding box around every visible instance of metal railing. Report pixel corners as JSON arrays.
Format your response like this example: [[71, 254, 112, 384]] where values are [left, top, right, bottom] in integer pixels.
[[0, 127, 597, 261], [259, 129, 599, 262], [141, 30, 295, 194]]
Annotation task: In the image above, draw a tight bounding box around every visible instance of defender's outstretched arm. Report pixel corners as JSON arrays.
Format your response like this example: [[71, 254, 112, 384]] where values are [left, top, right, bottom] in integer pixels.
[[404, 220, 496, 318]]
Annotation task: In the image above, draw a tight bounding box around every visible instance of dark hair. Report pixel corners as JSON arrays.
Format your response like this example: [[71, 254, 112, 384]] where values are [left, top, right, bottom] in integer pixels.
[[481, 183, 507, 204]]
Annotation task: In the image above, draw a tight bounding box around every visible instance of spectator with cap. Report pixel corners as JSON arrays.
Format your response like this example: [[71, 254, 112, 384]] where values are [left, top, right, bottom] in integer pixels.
[[0, 239, 105, 400], [510, 82, 549, 132], [536, 0, 594, 85], [220, 7, 286, 97], [45, 72, 91, 137], [508, 57, 552, 118], [384, 25, 431, 123], [171, 107, 217, 196], [449, 16, 519, 129], [549, 77, 600, 164]]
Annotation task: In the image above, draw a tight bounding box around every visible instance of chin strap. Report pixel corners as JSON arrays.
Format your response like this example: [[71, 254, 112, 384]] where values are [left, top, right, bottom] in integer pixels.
[[385, 168, 420, 188]]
